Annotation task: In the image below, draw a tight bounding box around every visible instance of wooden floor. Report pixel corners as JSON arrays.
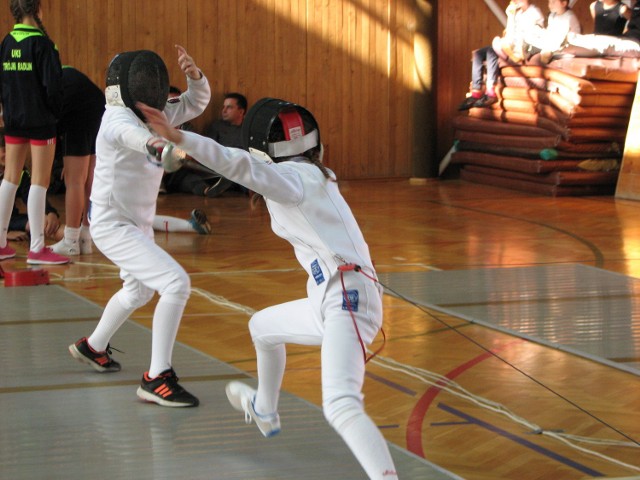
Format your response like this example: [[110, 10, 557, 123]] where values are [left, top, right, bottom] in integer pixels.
[[4, 178, 640, 480]]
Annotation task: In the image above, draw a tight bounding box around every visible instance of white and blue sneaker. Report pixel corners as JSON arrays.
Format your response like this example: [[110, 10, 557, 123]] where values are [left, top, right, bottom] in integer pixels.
[[188, 209, 212, 235], [225, 381, 281, 438]]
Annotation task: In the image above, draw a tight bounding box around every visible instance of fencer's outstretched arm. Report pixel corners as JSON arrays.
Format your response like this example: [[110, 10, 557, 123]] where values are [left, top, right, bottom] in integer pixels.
[[138, 103, 303, 204], [163, 44, 211, 127]]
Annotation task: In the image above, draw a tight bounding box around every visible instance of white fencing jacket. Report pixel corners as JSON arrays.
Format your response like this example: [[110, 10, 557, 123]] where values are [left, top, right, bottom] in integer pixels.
[[179, 132, 377, 308], [91, 74, 210, 227]]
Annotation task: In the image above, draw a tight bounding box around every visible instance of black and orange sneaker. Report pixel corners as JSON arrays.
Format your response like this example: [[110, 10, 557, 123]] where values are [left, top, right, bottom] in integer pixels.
[[68, 337, 121, 373], [136, 368, 199, 407]]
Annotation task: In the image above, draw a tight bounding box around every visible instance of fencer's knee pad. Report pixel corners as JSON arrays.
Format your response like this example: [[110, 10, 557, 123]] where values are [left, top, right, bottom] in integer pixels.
[[248, 311, 268, 344], [117, 285, 154, 310], [158, 268, 191, 304], [323, 394, 365, 432]]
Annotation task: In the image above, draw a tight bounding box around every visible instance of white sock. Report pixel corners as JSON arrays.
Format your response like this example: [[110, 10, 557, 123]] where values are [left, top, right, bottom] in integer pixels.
[[148, 295, 186, 378], [88, 293, 135, 351], [337, 414, 398, 479], [27, 185, 47, 252], [254, 343, 286, 415], [64, 226, 81, 244], [80, 224, 91, 240], [153, 215, 193, 233], [0, 180, 19, 248]]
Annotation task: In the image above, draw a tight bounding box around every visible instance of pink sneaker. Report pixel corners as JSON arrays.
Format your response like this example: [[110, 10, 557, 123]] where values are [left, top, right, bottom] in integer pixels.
[[27, 247, 71, 265], [0, 244, 16, 260]]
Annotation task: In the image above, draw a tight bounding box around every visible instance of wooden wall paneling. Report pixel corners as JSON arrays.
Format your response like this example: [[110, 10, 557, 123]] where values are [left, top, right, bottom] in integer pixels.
[[409, 0, 432, 178], [436, 0, 508, 163], [357, 0, 372, 178], [386, 0, 415, 179], [135, 1, 184, 81], [0, 0, 423, 181], [237, 0, 258, 100], [102, 0, 125, 87], [335, 0, 348, 147], [398, 0, 417, 178], [273, 0, 308, 105], [323, 0, 344, 176], [388, 0, 400, 177], [51, 1, 77, 66], [85, 1, 110, 86], [238, 0, 277, 105], [185, 0, 219, 133], [306, 0, 339, 176], [373, 0, 392, 177]]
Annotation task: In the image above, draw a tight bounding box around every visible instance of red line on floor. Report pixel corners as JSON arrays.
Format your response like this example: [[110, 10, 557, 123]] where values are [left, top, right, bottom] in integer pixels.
[[405, 341, 521, 458]]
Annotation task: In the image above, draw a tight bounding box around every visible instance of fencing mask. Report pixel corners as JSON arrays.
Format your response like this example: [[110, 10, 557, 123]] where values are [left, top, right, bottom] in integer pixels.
[[106, 50, 170, 120], [242, 98, 320, 162]]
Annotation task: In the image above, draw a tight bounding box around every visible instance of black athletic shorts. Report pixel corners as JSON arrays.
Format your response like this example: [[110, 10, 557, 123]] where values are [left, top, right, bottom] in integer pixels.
[[58, 123, 99, 156]]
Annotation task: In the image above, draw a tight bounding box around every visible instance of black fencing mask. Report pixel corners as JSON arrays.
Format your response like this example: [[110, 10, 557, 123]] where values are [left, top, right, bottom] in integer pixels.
[[242, 98, 320, 162], [106, 50, 169, 120]]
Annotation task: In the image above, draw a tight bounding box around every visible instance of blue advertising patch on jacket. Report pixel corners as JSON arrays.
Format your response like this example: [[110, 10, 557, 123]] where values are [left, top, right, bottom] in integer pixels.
[[342, 289, 359, 311], [311, 259, 325, 285]]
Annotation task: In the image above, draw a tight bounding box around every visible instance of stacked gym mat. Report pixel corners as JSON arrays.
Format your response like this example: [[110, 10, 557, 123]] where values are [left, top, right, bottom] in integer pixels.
[[452, 57, 639, 196]]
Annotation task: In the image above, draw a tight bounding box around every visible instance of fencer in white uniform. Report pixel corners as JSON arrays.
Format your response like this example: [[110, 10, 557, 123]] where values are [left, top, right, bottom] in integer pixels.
[[69, 47, 210, 408], [138, 98, 398, 478]]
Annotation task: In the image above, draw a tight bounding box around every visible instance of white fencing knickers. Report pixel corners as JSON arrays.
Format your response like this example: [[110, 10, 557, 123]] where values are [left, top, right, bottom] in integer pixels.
[[89, 204, 191, 376], [249, 272, 398, 479]]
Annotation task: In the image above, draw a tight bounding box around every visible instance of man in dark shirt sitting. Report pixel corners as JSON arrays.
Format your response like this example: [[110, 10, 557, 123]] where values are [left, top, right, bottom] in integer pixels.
[[203, 93, 249, 195], [205, 93, 247, 148]]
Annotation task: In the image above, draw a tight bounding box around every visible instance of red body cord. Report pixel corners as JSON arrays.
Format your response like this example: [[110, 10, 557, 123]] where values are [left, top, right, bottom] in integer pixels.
[[338, 263, 386, 364]]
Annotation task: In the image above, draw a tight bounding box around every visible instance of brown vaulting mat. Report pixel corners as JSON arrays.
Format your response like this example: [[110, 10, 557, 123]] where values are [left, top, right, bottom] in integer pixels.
[[548, 57, 640, 82], [454, 130, 560, 149], [557, 140, 622, 154], [501, 65, 598, 92], [453, 59, 634, 197], [450, 151, 582, 173], [460, 168, 616, 196], [466, 108, 566, 135], [489, 99, 570, 123], [456, 140, 621, 159], [463, 164, 618, 186], [501, 65, 637, 94], [453, 115, 560, 137], [563, 127, 627, 143], [495, 86, 633, 115]]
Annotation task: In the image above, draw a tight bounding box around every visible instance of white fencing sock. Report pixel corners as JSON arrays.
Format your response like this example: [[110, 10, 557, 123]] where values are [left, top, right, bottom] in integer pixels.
[[254, 343, 286, 415], [148, 295, 186, 378], [88, 293, 135, 351], [0, 180, 18, 247], [27, 184, 47, 252]]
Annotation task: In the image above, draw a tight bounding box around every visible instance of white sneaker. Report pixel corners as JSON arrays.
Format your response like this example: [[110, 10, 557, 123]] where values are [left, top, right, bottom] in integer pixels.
[[225, 381, 281, 437], [79, 236, 93, 254], [50, 239, 79, 256]]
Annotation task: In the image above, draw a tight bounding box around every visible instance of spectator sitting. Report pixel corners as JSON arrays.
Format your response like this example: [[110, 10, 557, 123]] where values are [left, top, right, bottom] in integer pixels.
[[524, 0, 582, 64], [546, 0, 640, 59], [459, 0, 544, 111], [162, 86, 232, 198], [205, 92, 247, 148], [203, 92, 249, 194], [590, 0, 631, 36]]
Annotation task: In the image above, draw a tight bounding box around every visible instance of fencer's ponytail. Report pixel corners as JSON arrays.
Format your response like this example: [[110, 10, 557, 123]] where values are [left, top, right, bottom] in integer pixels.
[[33, 11, 50, 39], [308, 149, 336, 182], [10, 0, 49, 38]]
